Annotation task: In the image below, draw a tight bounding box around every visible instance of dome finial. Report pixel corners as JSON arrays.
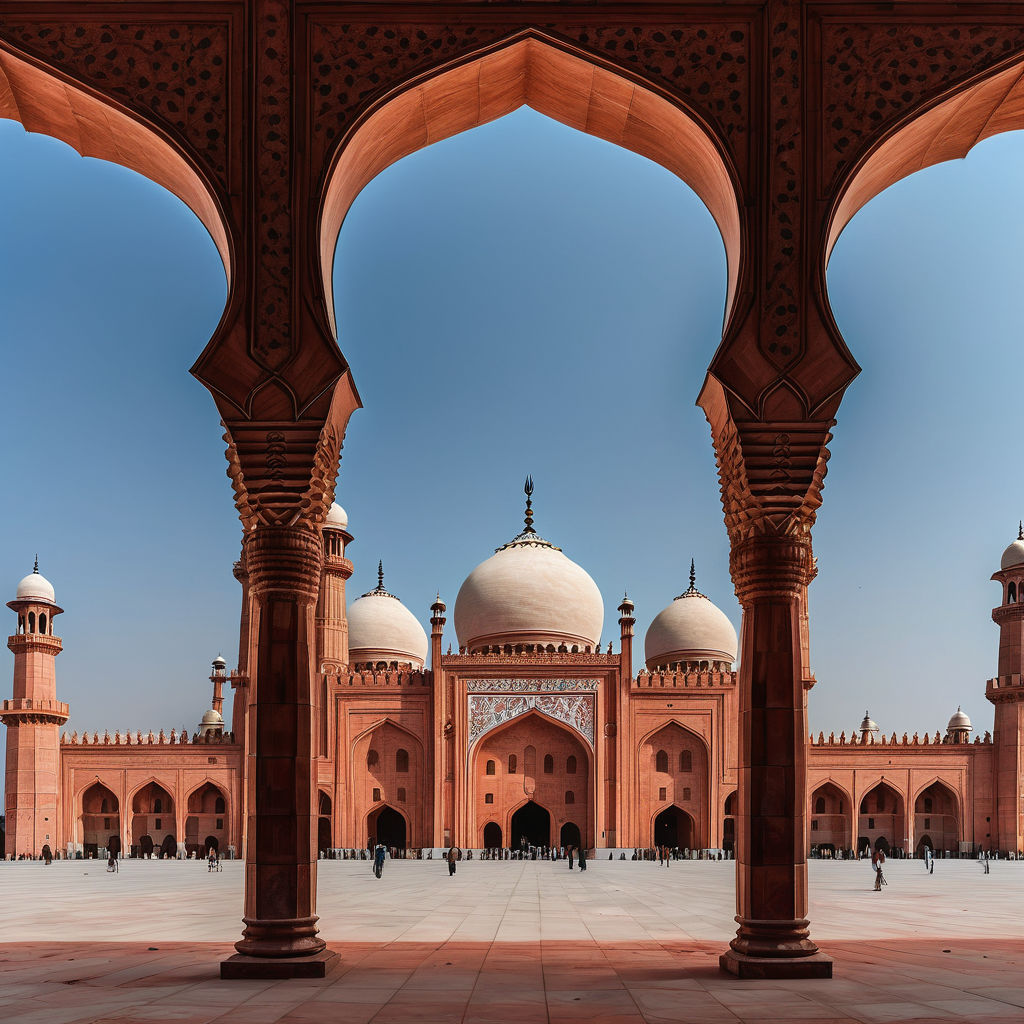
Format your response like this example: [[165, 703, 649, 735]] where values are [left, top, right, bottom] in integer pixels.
[[33, 554, 38, 574], [523, 476, 535, 535], [377, 560, 384, 590], [689, 558, 696, 592], [1018, 521, 1022, 541]]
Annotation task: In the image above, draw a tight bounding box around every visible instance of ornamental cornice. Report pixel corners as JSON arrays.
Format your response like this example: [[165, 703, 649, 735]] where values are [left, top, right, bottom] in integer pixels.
[[444, 652, 618, 666], [465, 678, 600, 693]]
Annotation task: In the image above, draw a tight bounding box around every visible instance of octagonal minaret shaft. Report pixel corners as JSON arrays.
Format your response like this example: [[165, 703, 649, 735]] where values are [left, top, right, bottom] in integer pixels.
[[1, 560, 68, 858]]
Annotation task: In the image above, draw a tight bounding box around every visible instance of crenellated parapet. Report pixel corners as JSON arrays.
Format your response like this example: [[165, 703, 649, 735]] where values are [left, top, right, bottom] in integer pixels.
[[987, 675, 1024, 704], [809, 729, 992, 747], [632, 669, 738, 690], [327, 668, 432, 688], [61, 728, 238, 746]]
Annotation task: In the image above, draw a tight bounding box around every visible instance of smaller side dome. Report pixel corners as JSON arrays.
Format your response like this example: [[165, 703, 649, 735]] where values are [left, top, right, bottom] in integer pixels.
[[199, 709, 225, 736], [859, 711, 879, 735], [324, 502, 349, 531], [348, 562, 428, 670], [15, 558, 55, 604], [1002, 524, 1024, 569], [644, 562, 737, 671], [947, 706, 972, 732]]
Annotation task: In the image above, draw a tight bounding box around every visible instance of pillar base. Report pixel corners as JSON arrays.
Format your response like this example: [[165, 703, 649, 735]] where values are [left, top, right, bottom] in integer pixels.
[[221, 950, 338, 979], [719, 949, 833, 979]]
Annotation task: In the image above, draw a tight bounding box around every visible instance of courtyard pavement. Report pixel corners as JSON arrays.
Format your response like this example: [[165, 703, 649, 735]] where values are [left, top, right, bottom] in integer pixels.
[[1, 859, 1023, 1021]]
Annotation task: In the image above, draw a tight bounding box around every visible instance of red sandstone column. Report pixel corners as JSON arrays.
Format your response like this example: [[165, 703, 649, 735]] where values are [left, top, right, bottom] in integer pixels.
[[720, 532, 832, 979], [222, 524, 335, 978]]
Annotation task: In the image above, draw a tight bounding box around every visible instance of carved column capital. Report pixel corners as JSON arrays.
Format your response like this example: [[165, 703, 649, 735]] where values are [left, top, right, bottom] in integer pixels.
[[730, 529, 815, 606], [244, 525, 323, 603]]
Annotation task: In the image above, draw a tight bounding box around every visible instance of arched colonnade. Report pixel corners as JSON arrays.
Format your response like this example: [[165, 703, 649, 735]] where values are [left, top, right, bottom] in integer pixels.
[[4, 0, 1024, 978]]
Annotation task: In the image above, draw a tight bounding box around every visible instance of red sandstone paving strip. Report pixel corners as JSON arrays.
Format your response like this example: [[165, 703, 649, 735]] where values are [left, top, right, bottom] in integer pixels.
[[0, 942, 1023, 1023]]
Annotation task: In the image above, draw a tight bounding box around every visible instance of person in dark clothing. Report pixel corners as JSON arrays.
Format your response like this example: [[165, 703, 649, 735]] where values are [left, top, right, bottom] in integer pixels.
[[447, 846, 459, 876], [578, 846, 587, 871], [373, 843, 386, 879], [567, 845, 574, 870]]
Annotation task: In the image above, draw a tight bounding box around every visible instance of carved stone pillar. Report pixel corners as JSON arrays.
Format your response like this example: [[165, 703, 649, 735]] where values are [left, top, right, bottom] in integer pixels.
[[222, 524, 335, 978], [720, 530, 832, 979]]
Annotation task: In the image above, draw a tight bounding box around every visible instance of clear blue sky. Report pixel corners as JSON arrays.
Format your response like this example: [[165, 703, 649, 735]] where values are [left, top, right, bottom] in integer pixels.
[[2, 108, 1023, 807]]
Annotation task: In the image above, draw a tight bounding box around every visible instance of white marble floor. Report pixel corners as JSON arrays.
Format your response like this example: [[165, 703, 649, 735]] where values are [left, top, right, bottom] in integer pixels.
[[0, 857, 1019, 944]]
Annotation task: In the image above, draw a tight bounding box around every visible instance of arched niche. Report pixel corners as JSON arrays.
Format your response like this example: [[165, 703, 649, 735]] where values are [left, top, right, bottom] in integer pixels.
[[350, 719, 424, 848], [318, 31, 743, 342], [913, 780, 960, 855], [809, 781, 852, 854], [640, 721, 710, 849], [857, 780, 906, 856]]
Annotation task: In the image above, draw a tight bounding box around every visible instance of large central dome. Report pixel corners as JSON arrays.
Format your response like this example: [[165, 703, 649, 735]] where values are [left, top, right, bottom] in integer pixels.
[[454, 482, 603, 652]]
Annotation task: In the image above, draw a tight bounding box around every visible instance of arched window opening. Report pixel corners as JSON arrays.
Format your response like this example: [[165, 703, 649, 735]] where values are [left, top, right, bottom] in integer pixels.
[[508, 754, 517, 774], [565, 790, 575, 804], [39, 613, 46, 633], [215, 796, 225, 814], [814, 796, 825, 814], [396, 748, 409, 773], [924, 797, 933, 813], [566, 755, 577, 775], [655, 749, 668, 773], [101, 798, 109, 813], [28, 612, 35, 633], [1010, 582, 1018, 604], [154, 798, 162, 814], [544, 754, 553, 774], [486, 759, 496, 776], [679, 750, 692, 772], [367, 749, 379, 768]]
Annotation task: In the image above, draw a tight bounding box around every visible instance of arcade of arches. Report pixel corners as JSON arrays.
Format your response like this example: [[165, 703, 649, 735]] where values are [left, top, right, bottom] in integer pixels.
[[5, 0, 1024, 982]]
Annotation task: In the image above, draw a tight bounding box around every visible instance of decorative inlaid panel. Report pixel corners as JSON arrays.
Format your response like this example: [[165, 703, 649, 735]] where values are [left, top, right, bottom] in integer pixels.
[[465, 678, 599, 693], [468, 693, 594, 747]]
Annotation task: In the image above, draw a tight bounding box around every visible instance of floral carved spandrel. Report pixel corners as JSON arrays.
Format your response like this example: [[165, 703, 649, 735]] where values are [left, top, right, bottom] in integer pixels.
[[468, 693, 595, 747]]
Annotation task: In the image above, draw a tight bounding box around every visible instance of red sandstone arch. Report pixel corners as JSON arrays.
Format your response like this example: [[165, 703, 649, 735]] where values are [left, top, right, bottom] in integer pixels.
[[857, 780, 907, 855], [471, 709, 592, 848], [130, 780, 176, 857], [79, 781, 120, 855], [826, 53, 1024, 286], [317, 30, 744, 342], [0, 40, 232, 281], [638, 721, 710, 850], [913, 779, 961, 854], [810, 781, 852, 854], [350, 719, 425, 848], [185, 781, 229, 857]]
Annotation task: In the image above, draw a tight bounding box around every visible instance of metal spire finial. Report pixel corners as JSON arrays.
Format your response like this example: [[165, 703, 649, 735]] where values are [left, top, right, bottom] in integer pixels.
[[523, 475, 535, 534], [32, 554, 38, 574], [1018, 521, 1022, 541], [377, 560, 384, 590], [689, 558, 696, 591]]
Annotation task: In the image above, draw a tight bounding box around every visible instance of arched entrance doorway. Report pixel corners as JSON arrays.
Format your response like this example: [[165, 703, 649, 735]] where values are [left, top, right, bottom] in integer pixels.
[[914, 781, 959, 855], [653, 805, 693, 850], [511, 801, 550, 850], [205, 835, 220, 853], [483, 822, 502, 849], [723, 790, 737, 855], [131, 781, 175, 858], [318, 791, 333, 854], [643, 723, 709, 849], [368, 805, 406, 851], [858, 781, 906, 856], [560, 822, 581, 849], [139, 834, 154, 857], [80, 783, 120, 859]]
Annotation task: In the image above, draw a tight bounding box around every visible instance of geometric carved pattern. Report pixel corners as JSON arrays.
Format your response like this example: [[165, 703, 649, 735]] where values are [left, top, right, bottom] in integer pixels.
[[465, 678, 599, 693]]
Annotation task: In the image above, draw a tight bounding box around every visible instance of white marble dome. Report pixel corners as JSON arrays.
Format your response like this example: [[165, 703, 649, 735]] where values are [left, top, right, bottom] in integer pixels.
[[1002, 531, 1024, 570], [454, 529, 603, 652], [15, 567, 55, 604], [644, 573, 737, 670], [324, 502, 349, 531], [348, 566, 428, 669], [201, 709, 224, 726], [860, 711, 879, 734], [947, 707, 972, 733]]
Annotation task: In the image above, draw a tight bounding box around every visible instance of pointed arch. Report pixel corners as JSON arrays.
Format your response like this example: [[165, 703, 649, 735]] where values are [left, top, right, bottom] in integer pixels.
[[0, 40, 232, 281], [183, 777, 229, 812], [127, 776, 177, 813], [318, 29, 744, 341]]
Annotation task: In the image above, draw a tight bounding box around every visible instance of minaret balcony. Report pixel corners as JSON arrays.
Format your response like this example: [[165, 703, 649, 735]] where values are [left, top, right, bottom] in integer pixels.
[[0, 697, 69, 724], [6, 633, 63, 655], [986, 674, 1024, 703], [323, 555, 353, 578]]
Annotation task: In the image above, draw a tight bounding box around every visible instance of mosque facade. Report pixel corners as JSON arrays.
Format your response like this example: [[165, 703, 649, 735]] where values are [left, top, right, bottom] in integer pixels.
[[5, 498, 1024, 861]]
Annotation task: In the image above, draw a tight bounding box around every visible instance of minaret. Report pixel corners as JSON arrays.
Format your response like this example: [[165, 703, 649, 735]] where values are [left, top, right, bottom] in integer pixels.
[[317, 502, 354, 673], [617, 593, 635, 679], [1, 560, 68, 858], [987, 525, 1024, 851], [199, 655, 227, 736]]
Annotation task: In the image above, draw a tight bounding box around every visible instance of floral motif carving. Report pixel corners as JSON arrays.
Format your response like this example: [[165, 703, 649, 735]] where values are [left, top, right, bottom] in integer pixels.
[[468, 693, 594, 747], [816, 16, 1024, 194], [305, 17, 753, 180], [0, 16, 232, 182]]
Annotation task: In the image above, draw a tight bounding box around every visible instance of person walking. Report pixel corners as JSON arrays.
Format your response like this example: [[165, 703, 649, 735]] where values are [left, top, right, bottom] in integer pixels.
[[872, 848, 886, 891], [373, 843, 386, 879], [447, 846, 458, 877], [578, 845, 587, 872], [568, 845, 574, 870]]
